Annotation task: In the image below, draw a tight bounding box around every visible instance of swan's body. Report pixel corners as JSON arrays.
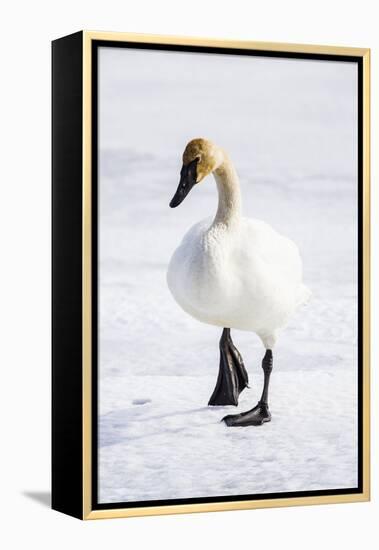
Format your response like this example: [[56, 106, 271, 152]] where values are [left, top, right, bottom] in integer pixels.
[[167, 138, 311, 426], [168, 216, 309, 348]]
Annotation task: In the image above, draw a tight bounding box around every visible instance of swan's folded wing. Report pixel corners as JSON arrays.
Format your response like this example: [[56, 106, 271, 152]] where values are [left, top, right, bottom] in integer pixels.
[[240, 218, 303, 274]]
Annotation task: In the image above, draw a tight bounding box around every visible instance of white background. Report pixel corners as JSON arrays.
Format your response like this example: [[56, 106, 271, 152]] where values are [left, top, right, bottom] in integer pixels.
[[0, 0, 377, 548]]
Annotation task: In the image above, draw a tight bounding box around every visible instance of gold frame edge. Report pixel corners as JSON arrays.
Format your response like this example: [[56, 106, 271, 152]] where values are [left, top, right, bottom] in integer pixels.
[[83, 30, 369, 57], [362, 49, 371, 501], [83, 30, 93, 520]]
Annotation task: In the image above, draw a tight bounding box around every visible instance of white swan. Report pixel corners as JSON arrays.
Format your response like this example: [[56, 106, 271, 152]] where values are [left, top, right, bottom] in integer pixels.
[[167, 138, 311, 426]]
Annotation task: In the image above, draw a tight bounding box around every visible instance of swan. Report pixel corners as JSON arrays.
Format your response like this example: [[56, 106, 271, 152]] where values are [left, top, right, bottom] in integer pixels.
[[167, 138, 311, 427]]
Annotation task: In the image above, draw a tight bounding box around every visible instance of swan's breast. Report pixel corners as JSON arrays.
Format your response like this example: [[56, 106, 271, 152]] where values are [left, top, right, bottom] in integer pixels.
[[167, 219, 229, 314]]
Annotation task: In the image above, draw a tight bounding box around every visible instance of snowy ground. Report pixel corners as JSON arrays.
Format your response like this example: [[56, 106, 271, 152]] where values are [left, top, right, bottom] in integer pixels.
[[98, 48, 358, 503]]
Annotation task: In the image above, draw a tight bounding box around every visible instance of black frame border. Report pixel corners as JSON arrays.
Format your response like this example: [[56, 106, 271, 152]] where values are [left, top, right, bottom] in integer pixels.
[[52, 31, 84, 519], [90, 40, 364, 512]]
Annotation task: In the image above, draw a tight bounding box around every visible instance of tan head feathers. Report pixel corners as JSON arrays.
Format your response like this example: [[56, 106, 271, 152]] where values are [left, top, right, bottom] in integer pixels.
[[182, 138, 223, 182]]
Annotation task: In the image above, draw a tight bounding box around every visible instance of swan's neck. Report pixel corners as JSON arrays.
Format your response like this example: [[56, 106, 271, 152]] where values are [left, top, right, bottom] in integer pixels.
[[212, 153, 242, 228]]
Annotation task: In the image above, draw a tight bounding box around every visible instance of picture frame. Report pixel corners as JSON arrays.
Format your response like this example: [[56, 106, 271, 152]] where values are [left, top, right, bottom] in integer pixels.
[[52, 30, 370, 520]]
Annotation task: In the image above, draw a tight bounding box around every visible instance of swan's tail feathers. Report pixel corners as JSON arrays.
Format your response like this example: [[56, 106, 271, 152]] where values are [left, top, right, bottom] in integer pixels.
[[296, 284, 312, 308]]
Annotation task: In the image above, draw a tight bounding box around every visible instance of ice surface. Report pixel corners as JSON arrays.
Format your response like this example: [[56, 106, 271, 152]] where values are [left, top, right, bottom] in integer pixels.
[[98, 48, 358, 503]]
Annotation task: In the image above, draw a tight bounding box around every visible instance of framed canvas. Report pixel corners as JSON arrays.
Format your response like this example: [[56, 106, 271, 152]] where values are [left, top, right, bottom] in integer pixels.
[[52, 31, 370, 520]]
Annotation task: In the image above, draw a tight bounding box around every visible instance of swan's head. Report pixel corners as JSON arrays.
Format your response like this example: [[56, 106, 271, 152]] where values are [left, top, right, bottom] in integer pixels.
[[169, 138, 223, 208]]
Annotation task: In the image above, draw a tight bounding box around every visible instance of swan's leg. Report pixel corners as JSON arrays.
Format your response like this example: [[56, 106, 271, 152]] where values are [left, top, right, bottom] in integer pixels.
[[208, 328, 249, 406], [222, 350, 273, 426]]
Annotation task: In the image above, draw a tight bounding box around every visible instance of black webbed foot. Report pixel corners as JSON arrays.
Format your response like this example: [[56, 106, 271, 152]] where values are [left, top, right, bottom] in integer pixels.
[[222, 349, 273, 426], [222, 401, 271, 427], [208, 328, 249, 406]]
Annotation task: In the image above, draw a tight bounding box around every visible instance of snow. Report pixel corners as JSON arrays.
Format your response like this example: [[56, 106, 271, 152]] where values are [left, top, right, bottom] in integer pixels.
[[98, 47, 358, 503]]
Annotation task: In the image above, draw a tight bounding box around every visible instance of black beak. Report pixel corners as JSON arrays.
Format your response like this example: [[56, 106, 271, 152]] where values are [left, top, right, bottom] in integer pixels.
[[169, 158, 198, 208]]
